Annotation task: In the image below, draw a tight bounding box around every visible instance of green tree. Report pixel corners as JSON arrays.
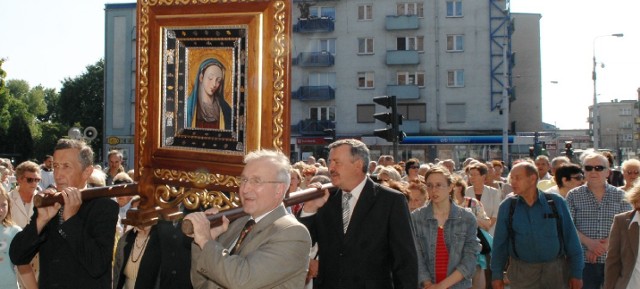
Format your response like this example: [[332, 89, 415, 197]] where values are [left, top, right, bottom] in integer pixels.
[[7, 115, 34, 163], [58, 59, 104, 156], [32, 122, 66, 161], [5, 79, 29, 100]]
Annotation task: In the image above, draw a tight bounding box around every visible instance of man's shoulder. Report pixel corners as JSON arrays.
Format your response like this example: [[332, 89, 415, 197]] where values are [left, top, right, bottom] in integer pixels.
[[370, 181, 405, 198], [83, 196, 119, 213]]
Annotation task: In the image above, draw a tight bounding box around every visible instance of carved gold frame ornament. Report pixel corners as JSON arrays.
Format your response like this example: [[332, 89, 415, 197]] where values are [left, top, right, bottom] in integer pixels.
[[135, 0, 290, 212]]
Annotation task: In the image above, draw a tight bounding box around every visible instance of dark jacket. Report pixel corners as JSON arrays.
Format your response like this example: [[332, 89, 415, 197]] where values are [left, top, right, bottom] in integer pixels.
[[10, 197, 119, 289], [299, 177, 418, 289], [113, 220, 193, 289]]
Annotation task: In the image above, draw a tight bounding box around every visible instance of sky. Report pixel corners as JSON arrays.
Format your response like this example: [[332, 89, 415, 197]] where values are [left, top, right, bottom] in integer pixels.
[[1, 0, 639, 130]]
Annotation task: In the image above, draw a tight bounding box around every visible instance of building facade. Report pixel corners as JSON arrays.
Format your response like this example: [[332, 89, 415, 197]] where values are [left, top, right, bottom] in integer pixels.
[[104, 3, 137, 171], [590, 99, 638, 164], [289, 0, 530, 164]]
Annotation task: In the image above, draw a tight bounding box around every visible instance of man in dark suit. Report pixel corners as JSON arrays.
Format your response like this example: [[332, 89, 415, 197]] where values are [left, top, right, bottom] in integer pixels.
[[10, 138, 119, 289], [299, 139, 418, 289], [186, 150, 311, 289]]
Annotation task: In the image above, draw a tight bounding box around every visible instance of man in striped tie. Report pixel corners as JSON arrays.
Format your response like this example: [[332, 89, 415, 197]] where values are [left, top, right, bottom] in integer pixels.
[[299, 139, 418, 289]]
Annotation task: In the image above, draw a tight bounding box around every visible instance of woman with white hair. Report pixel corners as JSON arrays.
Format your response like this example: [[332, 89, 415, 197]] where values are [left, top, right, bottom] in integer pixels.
[[619, 158, 640, 192]]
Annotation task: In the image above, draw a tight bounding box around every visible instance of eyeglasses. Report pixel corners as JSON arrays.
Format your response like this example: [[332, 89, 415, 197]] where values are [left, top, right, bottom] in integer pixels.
[[569, 175, 584, 181], [239, 177, 283, 186], [426, 183, 448, 190], [584, 165, 606, 172], [625, 170, 640, 175], [25, 177, 41, 183], [410, 166, 420, 169]]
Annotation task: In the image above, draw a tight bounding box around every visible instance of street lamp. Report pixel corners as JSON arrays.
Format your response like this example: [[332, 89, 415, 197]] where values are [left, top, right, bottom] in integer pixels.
[[592, 33, 623, 149]]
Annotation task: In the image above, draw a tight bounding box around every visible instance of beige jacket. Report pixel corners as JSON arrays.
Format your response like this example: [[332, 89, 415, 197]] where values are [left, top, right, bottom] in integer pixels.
[[191, 204, 311, 289]]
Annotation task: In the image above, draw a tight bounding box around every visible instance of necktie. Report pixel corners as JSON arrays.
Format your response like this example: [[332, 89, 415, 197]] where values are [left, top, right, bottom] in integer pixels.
[[342, 192, 352, 233], [230, 219, 255, 254]]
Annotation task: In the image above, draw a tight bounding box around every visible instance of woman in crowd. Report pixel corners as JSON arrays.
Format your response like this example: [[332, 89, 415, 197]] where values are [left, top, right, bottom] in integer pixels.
[[0, 188, 37, 289], [550, 163, 585, 198], [619, 158, 640, 192], [289, 168, 304, 215], [412, 167, 479, 289], [451, 175, 491, 289], [407, 182, 428, 212], [403, 158, 425, 184], [604, 182, 640, 289], [465, 163, 500, 235]]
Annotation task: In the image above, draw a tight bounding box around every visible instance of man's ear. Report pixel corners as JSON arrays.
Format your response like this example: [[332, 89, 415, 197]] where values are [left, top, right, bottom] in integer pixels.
[[82, 165, 94, 182]]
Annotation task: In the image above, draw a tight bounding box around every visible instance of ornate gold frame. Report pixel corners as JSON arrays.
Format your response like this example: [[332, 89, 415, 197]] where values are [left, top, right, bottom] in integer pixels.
[[134, 0, 291, 215]]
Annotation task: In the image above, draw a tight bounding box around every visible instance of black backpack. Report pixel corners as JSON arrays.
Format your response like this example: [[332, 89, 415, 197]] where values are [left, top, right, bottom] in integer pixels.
[[507, 193, 564, 258]]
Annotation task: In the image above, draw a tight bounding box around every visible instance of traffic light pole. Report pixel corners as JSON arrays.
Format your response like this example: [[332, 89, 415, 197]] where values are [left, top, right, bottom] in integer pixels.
[[390, 96, 399, 162]]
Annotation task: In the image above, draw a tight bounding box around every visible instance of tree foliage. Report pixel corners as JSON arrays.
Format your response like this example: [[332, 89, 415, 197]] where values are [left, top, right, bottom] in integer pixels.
[[57, 59, 104, 156], [0, 58, 105, 164]]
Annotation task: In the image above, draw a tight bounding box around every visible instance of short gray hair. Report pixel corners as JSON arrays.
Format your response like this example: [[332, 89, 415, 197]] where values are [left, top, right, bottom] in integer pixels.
[[244, 150, 292, 189], [328, 139, 370, 174], [55, 139, 94, 170]]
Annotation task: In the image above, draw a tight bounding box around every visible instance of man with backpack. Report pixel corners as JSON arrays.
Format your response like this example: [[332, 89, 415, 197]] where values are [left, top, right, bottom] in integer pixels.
[[490, 162, 584, 289]]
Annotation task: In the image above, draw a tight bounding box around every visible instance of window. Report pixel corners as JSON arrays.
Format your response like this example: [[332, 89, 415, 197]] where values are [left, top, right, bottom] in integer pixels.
[[397, 72, 425, 87], [397, 36, 424, 52], [623, 134, 633, 141], [446, 103, 466, 123], [358, 38, 374, 54], [357, 104, 375, 123], [397, 3, 424, 18], [446, 35, 464, 51], [620, 108, 632, 115], [358, 72, 375, 89], [446, 1, 463, 17], [310, 106, 336, 121], [313, 38, 336, 54], [620, 121, 633, 129], [447, 69, 464, 87], [309, 72, 336, 87], [358, 4, 373, 20], [398, 103, 426, 122], [310, 6, 336, 20]]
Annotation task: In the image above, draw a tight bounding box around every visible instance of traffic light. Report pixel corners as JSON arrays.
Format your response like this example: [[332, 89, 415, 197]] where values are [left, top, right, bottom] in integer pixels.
[[323, 128, 336, 143], [373, 95, 403, 142]]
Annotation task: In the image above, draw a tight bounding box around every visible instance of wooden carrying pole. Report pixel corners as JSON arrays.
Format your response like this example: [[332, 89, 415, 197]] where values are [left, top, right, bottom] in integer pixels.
[[33, 183, 139, 208], [181, 183, 334, 235]]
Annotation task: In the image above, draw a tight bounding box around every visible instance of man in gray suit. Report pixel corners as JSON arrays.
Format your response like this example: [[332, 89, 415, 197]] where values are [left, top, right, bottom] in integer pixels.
[[185, 150, 312, 289]]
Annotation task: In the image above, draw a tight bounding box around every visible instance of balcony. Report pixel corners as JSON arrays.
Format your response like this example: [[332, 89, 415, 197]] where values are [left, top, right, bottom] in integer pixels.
[[293, 17, 334, 33], [295, 119, 335, 135], [292, 85, 335, 101], [385, 15, 420, 30], [635, 117, 640, 124], [386, 85, 420, 100], [386, 50, 420, 65], [293, 52, 335, 67]]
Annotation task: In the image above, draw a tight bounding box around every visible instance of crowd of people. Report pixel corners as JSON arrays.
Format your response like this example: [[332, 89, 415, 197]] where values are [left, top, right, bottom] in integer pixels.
[[1, 138, 640, 289]]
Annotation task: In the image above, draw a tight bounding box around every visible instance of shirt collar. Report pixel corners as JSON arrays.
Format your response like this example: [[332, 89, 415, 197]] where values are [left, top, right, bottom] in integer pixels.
[[629, 211, 640, 229], [344, 177, 367, 201]]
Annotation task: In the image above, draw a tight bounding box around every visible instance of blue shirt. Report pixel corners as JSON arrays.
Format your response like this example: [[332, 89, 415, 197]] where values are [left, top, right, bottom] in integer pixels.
[[491, 191, 584, 280], [566, 184, 632, 264]]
